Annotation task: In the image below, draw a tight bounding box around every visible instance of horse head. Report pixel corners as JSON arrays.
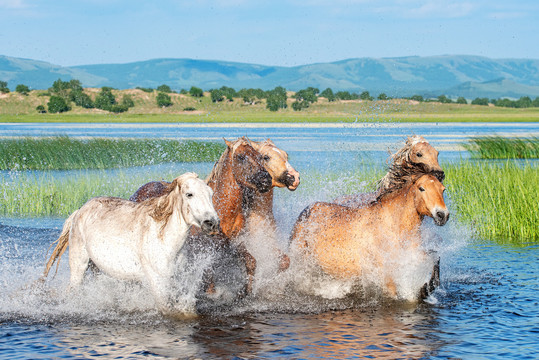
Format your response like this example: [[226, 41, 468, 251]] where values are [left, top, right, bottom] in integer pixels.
[[405, 136, 445, 182], [249, 138, 300, 191], [162, 173, 220, 234], [224, 138, 272, 193], [412, 174, 449, 226]]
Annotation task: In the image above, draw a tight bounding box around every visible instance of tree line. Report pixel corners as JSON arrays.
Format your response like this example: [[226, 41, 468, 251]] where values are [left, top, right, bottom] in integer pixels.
[[2, 79, 539, 113]]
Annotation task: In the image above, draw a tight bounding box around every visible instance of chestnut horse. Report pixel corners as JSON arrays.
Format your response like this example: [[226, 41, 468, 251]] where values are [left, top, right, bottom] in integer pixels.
[[43, 173, 219, 314], [289, 173, 449, 302], [334, 136, 444, 208], [130, 137, 274, 294]]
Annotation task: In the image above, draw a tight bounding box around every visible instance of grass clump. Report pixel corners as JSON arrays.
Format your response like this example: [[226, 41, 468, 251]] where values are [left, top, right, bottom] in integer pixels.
[[444, 161, 538, 242], [0, 136, 225, 170], [463, 136, 539, 159]]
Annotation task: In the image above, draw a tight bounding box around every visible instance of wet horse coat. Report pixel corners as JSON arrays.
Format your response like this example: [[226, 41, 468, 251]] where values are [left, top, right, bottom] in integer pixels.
[[43, 173, 219, 314], [290, 173, 449, 301]]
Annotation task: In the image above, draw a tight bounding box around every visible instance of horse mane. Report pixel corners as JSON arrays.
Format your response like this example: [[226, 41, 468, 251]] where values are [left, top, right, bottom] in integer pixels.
[[144, 172, 198, 235], [206, 137, 250, 184], [375, 135, 429, 201]]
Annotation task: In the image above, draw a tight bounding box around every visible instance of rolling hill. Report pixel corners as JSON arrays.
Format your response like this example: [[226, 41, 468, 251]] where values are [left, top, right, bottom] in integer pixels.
[[2, 55, 539, 98]]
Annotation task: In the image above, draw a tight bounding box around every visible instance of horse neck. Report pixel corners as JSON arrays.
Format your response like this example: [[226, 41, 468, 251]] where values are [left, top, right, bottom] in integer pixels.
[[245, 187, 276, 228], [207, 154, 245, 238], [375, 185, 423, 236], [157, 195, 190, 252]]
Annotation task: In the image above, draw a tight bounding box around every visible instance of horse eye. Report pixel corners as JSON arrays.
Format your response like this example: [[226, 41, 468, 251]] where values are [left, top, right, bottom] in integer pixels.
[[263, 155, 270, 161], [186, 193, 194, 198], [416, 152, 423, 157], [419, 186, 425, 192]]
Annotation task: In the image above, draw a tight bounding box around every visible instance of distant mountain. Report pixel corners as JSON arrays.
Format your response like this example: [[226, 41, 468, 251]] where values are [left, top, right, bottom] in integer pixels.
[[2, 55, 539, 99]]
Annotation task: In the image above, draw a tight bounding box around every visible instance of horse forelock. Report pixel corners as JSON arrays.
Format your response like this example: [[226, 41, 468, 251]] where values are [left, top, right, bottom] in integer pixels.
[[207, 138, 253, 183]]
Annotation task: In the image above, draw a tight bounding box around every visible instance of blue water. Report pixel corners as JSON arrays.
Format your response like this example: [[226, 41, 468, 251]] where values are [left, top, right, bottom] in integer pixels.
[[0, 122, 538, 359]]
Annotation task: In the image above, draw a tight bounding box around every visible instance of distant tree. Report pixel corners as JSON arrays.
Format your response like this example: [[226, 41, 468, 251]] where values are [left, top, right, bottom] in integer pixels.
[[292, 100, 310, 111], [156, 92, 173, 107], [50, 79, 71, 98], [47, 95, 71, 113], [0, 81, 9, 93], [70, 90, 94, 108], [109, 104, 129, 113], [36, 105, 46, 113], [68, 79, 83, 92], [121, 95, 135, 108], [515, 96, 532, 108], [532, 97, 539, 107], [183, 106, 196, 111], [266, 86, 287, 111], [410, 95, 424, 102], [156, 84, 172, 93], [295, 88, 318, 104], [94, 87, 117, 111], [359, 91, 373, 101], [320, 88, 335, 102], [456, 96, 467, 104], [136, 87, 154, 93], [336, 91, 353, 100], [15, 84, 30, 95], [471, 97, 489, 106], [436, 95, 452, 104], [189, 86, 204, 98], [377, 93, 388, 100], [210, 89, 224, 103], [179, 89, 189, 95]]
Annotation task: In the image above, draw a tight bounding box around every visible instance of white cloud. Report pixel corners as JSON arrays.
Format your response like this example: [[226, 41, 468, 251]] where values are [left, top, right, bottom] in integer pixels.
[[0, 0, 27, 9]]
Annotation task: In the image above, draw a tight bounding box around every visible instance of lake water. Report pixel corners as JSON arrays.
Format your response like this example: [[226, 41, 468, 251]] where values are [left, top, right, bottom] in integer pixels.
[[1, 122, 538, 359]]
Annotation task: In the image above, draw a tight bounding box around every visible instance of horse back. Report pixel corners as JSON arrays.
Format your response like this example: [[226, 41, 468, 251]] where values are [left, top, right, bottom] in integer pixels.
[[129, 181, 170, 202]]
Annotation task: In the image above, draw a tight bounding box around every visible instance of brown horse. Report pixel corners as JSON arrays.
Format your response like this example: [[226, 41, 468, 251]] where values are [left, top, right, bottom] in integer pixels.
[[244, 139, 300, 273], [130, 137, 277, 294], [289, 172, 449, 302], [334, 136, 444, 208]]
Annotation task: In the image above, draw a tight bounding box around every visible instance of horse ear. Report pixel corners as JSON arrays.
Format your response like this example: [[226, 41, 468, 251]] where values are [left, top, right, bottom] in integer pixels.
[[265, 138, 275, 146], [223, 138, 233, 148]]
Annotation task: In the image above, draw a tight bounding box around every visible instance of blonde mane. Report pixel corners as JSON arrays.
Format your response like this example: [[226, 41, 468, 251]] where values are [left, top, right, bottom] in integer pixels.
[[376, 135, 429, 200], [206, 137, 250, 184]]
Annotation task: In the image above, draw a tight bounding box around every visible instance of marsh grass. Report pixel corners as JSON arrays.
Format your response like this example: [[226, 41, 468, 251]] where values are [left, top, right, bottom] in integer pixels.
[[0, 137, 225, 170], [464, 136, 539, 159], [444, 160, 538, 242]]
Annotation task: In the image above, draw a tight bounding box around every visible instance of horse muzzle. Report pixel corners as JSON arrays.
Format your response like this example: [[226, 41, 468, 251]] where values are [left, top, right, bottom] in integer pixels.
[[201, 217, 220, 235], [250, 170, 272, 193], [432, 170, 445, 182], [278, 171, 301, 191], [433, 209, 449, 226]]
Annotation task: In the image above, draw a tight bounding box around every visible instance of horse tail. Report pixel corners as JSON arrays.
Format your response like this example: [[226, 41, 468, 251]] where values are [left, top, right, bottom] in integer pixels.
[[43, 211, 77, 279]]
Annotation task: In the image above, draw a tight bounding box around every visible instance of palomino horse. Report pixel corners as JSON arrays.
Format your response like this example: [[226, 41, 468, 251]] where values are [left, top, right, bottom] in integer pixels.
[[130, 137, 273, 294], [245, 139, 300, 272], [43, 173, 219, 314], [334, 136, 444, 208], [289, 173, 449, 301]]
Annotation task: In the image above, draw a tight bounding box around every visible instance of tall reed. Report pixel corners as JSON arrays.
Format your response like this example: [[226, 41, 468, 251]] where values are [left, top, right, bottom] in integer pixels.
[[463, 136, 539, 159], [444, 160, 538, 242], [0, 137, 225, 170]]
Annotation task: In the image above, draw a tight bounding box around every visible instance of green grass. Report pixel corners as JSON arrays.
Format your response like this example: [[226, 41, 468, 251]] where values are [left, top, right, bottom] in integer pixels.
[[0, 137, 225, 170], [2, 160, 536, 242], [445, 161, 538, 242], [2, 89, 539, 123], [463, 136, 539, 159], [0, 170, 192, 217]]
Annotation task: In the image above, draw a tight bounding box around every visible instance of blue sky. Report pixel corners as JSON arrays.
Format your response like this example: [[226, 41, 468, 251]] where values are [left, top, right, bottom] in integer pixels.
[[1, 0, 538, 67]]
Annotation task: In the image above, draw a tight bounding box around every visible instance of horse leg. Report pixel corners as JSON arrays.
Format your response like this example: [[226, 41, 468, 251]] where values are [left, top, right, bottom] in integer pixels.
[[68, 239, 89, 290], [143, 267, 173, 312], [277, 250, 290, 272], [238, 242, 256, 295], [385, 277, 398, 299], [428, 256, 440, 293]]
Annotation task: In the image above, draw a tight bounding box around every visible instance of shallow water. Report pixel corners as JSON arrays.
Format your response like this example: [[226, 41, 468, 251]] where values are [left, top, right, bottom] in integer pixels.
[[1, 122, 538, 359]]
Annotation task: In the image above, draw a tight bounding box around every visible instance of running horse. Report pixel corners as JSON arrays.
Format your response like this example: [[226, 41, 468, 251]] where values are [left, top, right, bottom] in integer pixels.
[[42, 173, 219, 314], [289, 171, 449, 301], [130, 137, 278, 294], [334, 136, 444, 207]]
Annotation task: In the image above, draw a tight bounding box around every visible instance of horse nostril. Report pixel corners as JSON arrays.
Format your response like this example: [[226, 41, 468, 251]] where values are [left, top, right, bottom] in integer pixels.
[[203, 219, 217, 230], [436, 211, 445, 220]]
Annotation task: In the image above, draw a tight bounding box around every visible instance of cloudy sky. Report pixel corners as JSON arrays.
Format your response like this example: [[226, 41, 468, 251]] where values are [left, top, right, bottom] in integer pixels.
[[1, 0, 537, 66]]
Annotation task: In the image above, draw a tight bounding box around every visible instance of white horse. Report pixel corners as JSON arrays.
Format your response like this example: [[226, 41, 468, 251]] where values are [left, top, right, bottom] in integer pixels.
[[43, 172, 219, 314]]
